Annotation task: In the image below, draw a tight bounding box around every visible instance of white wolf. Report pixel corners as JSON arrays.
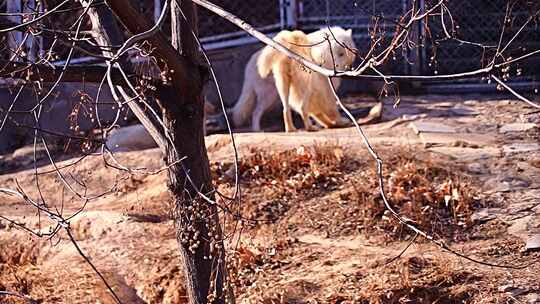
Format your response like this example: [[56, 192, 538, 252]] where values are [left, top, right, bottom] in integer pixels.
[[231, 27, 357, 132]]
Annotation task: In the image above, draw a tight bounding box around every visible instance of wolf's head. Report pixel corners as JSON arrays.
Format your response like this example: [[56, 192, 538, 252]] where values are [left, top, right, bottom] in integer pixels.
[[308, 27, 357, 71]]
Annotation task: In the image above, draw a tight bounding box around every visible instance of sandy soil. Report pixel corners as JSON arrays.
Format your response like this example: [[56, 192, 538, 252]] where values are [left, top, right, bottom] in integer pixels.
[[1, 95, 539, 303]]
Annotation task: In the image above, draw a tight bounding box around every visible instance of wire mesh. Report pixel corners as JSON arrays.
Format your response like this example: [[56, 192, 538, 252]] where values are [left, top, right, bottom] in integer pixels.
[[297, 0, 411, 74], [198, 0, 539, 80], [423, 0, 540, 77], [198, 0, 282, 43]]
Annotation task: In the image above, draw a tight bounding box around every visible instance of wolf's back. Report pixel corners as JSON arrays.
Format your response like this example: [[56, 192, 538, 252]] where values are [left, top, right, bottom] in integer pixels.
[[257, 30, 311, 78]]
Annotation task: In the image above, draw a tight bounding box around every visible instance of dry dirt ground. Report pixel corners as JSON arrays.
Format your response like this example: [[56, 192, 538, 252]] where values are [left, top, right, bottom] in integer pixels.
[[1, 95, 539, 304]]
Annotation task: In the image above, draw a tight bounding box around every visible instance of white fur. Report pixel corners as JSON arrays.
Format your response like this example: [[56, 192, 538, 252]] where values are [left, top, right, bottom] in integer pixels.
[[106, 124, 157, 152], [231, 27, 356, 131]]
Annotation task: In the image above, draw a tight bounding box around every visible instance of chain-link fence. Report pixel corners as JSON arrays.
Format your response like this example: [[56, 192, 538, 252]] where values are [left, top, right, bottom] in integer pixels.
[[199, 0, 540, 84], [198, 0, 282, 47], [2, 0, 537, 84], [424, 0, 540, 79], [296, 0, 411, 74]]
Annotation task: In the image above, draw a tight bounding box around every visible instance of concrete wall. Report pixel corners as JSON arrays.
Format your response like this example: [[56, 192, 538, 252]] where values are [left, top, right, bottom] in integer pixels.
[[0, 43, 383, 154], [0, 83, 130, 154], [204, 43, 262, 107]]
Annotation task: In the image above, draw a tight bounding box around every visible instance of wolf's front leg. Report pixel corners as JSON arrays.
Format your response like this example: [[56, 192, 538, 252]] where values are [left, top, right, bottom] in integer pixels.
[[283, 107, 297, 132], [302, 116, 317, 131]]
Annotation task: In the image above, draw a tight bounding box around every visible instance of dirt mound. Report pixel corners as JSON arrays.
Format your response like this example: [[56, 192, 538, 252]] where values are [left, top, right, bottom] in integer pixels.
[[1, 97, 540, 303]]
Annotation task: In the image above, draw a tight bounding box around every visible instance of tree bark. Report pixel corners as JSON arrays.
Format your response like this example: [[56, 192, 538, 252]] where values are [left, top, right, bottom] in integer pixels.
[[90, 0, 230, 302], [163, 1, 229, 303]]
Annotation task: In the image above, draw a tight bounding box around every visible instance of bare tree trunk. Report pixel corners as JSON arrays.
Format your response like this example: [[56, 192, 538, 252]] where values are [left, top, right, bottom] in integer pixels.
[[164, 2, 229, 303], [85, 0, 230, 302]]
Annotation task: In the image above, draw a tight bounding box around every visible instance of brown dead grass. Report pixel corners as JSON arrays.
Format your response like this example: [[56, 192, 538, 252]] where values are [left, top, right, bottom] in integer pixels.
[[0, 239, 51, 304], [357, 256, 482, 304], [354, 152, 481, 239], [225, 238, 506, 304], [1, 139, 536, 304], [215, 144, 495, 303], [214, 144, 481, 240]]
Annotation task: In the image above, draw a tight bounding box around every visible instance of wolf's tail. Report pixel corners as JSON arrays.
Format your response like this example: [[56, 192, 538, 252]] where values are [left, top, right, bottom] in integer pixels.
[[231, 76, 257, 127], [257, 44, 277, 79]]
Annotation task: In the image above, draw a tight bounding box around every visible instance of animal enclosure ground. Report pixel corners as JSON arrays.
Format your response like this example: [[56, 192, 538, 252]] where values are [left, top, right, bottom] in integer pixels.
[[0, 95, 539, 303]]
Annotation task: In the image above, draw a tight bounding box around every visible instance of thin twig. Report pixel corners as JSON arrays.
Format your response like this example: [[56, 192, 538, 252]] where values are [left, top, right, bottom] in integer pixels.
[[65, 228, 123, 304], [491, 75, 540, 109]]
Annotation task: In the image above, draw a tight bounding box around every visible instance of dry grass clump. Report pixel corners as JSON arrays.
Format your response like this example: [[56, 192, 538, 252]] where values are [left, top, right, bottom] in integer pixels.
[[225, 238, 300, 302], [0, 240, 51, 304], [212, 144, 355, 223], [354, 152, 481, 238], [227, 242, 485, 304], [214, 144, 481, 239], [355, 256, 481, 303], [213, 143, 351, 192]]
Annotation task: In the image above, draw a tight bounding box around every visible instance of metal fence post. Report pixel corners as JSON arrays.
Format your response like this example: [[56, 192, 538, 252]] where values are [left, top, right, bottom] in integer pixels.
[[408, 0, 425, 76], [154, 0, 162, 22], [285, 0, 298, 29], [6, 0, 23, 61]]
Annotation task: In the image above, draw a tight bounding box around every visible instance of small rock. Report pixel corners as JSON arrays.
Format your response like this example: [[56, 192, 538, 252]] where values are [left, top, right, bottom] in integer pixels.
[[507, 202, 540, 215], [498, 285, 528, 296], [430, 147, 499, 161], [410, 121, 457, 134], [451, 107, 480, 116], [516, 161, 540, 174], [508, 216, 533, 238], [224, 165, 236, 181], [499, 123, 537, 133], [526, 293, 540, 304], [105, 124, 158, 152], [525, 234, 540, 251], [468, 163, 489, 174], [503, 143, 540, 154], [401, 113, 428, 121], [464, 100, 479, 106], [434, 102, 455, 108], [420, 133, 494, 147], [511, 288, 529, 297], [205, 114, 228, 134], [471, 208, 498, 223], [522, 112, 540, 124], [485, 176, 530, 193], [12, 144, 49, 159], [498, 285, 514, 293]]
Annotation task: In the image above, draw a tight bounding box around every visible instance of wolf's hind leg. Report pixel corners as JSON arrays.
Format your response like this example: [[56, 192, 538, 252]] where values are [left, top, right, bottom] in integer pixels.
[[251, 94, 276, 132], [274, 68, 296, 132]]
